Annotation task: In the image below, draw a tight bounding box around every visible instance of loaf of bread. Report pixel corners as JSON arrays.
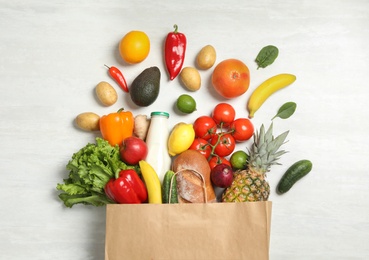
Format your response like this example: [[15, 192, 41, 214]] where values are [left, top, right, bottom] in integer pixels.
[[172, 150, 216, 203]]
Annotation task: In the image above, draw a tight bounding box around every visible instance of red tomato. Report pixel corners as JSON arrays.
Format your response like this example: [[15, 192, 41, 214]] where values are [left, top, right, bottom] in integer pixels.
[[212, 103, 236, 127], [209, 156, 231, 170], [189, 138, 212, 159], [210, 133, 236, 157], [193, 116, 217, 140], [230, 118, 254, 142]]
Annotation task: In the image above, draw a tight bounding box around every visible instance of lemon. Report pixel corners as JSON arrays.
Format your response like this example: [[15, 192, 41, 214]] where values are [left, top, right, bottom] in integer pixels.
[[176, 94, 196, 114], [119, 31, 150, 64], [168, 123, 195, 156]]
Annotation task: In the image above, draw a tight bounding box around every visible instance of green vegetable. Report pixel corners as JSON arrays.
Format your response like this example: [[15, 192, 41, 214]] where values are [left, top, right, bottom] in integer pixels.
[[255, 45, 279, 69], [277, 160, 313, 194], [272, 102, 297, 120], [162, 170, 178, 204], [56, 138, 133, 207]]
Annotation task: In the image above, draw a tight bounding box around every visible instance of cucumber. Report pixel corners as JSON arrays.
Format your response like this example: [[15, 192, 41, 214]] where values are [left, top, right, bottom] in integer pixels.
[[277, 160, 312, 194], [162, 170, 178, 204]]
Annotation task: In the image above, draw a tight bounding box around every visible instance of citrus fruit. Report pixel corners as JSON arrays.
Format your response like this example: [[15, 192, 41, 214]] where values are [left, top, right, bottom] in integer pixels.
[[168, 123, 195, 156], [119, 31, 150, 64], [230, 150, 249, 170], [211, 59, 250, 99], [176, 94, 196, 114]]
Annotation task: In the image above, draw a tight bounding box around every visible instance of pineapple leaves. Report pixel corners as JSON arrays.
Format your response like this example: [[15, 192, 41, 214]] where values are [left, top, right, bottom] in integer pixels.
[[252, 123, 289, 173], [272, 102, 297, 120]]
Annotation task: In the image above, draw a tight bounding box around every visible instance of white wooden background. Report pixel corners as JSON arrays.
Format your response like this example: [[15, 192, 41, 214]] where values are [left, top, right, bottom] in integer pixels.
[[1, 1, 368, 259]]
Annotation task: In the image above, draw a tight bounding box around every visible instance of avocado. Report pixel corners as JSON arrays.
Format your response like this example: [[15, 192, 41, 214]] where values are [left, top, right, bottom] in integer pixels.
[[130, 66, 161, 107]]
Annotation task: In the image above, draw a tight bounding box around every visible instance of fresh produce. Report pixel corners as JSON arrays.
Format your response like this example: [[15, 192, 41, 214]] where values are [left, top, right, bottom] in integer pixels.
[[208, 156, 231, 170], [196, 44, 216, 70], [230, 150, 249, 170], [272, 102, 297, 120], [176, 94, 197, 114], [139, 160, 162, 204], [212, 103, 236, 127], [222, 124, 289, 202], [172, 150, 216, 203], [56, 138, 133, 207], [255, 45, 279, 69], [130, 66, 161, 107], [162, 170, 178, 204], [189, 138, 212, 159], [104, 65, 129, 93], [99, 108, 134, 147], [247, 73, 296, 118], [120, 136, 148, 165], [211, 58, 250, 99], [277, 160, 312, 194], [75, 112, 100, 131], [229, 118, 254, 142], [105, 169, 148, 204], [193, 116, 217, 140], [165, 24, 187, 80], [119, 30, 150, 64], [210, 133, 236, 157], [167, 122, 195, 156], [211, 163, 233, 188], [179, 67, 201, 91], [133, 114, 150, 140], [95, 81, 118, 106], [190, 103, 254, 171]]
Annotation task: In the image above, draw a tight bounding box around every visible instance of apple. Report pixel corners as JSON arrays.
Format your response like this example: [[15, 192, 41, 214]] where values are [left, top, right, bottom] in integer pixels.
[[211, 59, 250, 99], [120, 136, 148, 165], [211, 163, 234, 188]]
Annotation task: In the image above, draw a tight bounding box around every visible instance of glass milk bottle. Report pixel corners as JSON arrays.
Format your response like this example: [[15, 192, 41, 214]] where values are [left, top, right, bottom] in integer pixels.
[[145, 111, 172, 184]]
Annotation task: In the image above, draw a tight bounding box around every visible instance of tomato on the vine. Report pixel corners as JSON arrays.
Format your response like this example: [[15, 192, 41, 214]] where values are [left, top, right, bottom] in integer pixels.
[[210, 133, 236, 157], [230, 118, 254, 142], [193, 116, 217, 140], [189, 138, 212, 159], [212, 103, 236, 127], [209, 156, 231, 170]]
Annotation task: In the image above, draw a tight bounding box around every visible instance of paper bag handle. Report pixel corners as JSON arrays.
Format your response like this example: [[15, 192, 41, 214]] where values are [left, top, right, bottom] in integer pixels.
[[169, 169, 208, 204]]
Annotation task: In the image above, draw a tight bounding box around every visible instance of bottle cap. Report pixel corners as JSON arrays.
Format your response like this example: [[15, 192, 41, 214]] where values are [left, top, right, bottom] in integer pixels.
[[151, 111, 169, 118]]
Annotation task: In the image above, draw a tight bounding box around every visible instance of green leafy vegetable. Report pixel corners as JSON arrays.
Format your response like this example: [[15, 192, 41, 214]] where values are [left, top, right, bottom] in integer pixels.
[[255, 45, 279, 69], [56, 138, 134, 208], [272, 102, 297, 120]]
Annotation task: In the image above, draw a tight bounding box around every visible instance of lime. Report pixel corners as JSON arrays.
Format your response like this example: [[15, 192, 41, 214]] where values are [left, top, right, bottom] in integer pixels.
[[230, 150, 249, 170], [176, 94, 196, 114]]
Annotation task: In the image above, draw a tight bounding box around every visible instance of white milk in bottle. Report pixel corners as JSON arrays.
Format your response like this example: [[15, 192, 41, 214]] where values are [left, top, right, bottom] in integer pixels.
[[145, 112, 171, 184]]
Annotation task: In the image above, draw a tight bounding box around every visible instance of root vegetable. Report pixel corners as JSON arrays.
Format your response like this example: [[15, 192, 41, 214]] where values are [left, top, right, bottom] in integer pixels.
[[95, 81, 118, 106], [134, 114, 150, 140], [75, 112, 100, 131]]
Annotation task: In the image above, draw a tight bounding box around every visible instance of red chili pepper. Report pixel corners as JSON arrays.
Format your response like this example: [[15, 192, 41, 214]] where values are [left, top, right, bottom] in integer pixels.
[[105, 169, 147, 204], [104, 64, 129, 93], [165, 24, 187, 80]]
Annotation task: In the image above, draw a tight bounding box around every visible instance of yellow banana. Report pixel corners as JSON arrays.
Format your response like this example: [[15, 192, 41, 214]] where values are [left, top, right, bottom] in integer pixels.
[[139, 160, 162, 204], [247, 73, 296, 118]]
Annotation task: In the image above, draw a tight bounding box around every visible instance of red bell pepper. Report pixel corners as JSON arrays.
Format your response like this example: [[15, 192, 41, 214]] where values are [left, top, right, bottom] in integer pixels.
[[105, 169, 147, 204], [165, 24, 187, 80]]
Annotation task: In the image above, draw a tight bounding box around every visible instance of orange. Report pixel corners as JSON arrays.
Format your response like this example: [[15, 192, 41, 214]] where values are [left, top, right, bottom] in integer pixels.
[[211, 59, 250, 99], [119, 31, 150, 64]]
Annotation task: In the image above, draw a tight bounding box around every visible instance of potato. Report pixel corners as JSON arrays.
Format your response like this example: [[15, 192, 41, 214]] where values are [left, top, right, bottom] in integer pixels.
[[196, 45, 216, 70], [95, 81, 118, 106], [75, 112, 100, 131], [179, 67, 201, 91]]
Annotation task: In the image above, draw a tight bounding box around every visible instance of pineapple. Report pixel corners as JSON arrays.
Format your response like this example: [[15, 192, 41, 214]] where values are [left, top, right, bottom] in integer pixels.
[[222, 123, 289, 202]]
